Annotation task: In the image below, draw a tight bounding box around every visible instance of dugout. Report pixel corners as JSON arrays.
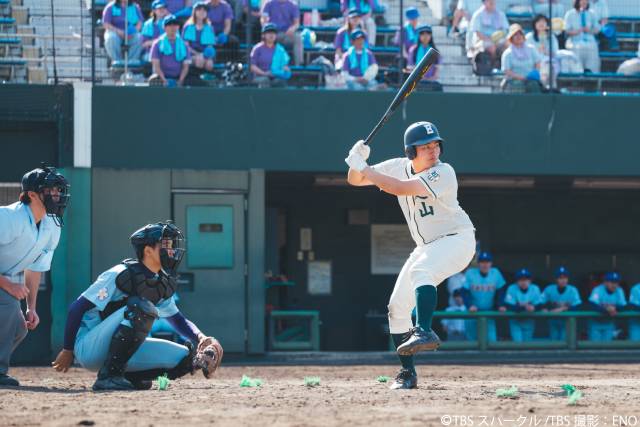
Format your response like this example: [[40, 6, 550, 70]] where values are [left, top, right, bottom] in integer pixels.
[[266, 172, 640, 350]]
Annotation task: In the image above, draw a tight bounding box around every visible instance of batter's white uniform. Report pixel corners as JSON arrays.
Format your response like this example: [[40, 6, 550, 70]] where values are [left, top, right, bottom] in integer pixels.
[[371, 158, 476, 334]]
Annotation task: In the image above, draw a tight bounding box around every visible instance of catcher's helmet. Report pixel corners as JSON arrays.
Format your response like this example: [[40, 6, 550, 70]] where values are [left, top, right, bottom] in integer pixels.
[[404, 121, 444, 160], [130, 221, 186, 276]]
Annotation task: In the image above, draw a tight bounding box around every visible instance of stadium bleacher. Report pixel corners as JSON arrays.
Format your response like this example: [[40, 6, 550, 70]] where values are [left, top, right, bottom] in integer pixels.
[[0, 0, 638, 93]]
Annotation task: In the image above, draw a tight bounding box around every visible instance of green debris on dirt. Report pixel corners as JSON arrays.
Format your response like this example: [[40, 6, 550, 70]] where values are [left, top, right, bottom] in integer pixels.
[[377, 376, 390, 383], [157, 374, 170, 391], [304, 376, 321, 387], [240, 375, 263, 387], [496, 386, 519, 398], [562, 384, 583, 405]]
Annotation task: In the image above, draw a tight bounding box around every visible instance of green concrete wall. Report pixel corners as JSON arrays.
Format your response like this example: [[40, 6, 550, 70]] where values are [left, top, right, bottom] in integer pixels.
[[50, 168, 92, 352], [92, 87, 640, 176]]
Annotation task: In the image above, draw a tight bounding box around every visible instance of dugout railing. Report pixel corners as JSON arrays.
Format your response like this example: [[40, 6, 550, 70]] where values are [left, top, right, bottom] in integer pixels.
[[433, 311, 640, 351]]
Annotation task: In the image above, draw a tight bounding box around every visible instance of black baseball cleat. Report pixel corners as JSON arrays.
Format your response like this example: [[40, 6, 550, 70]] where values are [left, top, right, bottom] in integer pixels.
[[92, 376, 137, 391], [389, 369, 418, 390], [128, 379, 153, 391], [0, 374, 20, 387], [396, 327, 441, 356]]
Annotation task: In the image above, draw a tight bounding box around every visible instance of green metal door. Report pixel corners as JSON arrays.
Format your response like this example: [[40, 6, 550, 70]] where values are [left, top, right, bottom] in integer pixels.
[[174, 193, 246, 353]]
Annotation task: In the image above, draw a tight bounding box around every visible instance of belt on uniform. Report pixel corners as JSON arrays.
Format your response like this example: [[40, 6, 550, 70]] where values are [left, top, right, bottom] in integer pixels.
[[424, 232, 458, 245]]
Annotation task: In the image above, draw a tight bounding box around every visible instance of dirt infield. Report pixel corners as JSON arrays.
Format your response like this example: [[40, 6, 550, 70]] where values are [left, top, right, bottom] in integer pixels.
[[1, 364, 639, 427]]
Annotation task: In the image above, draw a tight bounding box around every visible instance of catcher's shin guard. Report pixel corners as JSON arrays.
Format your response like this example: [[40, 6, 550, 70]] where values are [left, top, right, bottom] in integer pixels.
[[122, 341, 197, 383], [97, 297, 158, 380]]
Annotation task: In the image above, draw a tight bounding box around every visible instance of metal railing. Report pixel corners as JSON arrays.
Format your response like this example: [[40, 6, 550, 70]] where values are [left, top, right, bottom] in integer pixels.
[[434, 310, 640, 351], [2, 0, 639, 93]]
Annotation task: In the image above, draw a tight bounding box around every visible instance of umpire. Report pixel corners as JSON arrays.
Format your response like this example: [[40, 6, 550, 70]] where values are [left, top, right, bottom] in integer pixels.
[[0, 165, 69, 386]]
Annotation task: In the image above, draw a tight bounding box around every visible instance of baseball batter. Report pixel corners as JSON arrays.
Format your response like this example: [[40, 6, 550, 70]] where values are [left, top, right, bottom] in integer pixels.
[[346, 121, 475, 390], [52, 221, 223, 391]]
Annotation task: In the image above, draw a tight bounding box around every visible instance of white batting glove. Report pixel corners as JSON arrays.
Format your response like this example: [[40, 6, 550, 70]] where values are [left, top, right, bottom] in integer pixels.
[[345, 151, 368, 172], [349, 140, 370, 161]]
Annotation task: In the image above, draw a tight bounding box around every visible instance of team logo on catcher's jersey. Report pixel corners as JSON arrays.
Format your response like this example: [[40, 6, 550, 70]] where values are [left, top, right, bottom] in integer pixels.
[[97, 287, 109, 301], [426, 170, 440, 182]]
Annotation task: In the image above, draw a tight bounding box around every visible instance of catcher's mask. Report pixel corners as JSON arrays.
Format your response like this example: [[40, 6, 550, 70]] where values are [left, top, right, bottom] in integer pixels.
[[130, 221, 186, 277], [21, 164, 70, 227]]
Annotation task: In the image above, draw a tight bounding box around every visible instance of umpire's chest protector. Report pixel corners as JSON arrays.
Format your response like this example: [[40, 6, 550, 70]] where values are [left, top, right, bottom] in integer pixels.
[[115, 259, 177, 304]]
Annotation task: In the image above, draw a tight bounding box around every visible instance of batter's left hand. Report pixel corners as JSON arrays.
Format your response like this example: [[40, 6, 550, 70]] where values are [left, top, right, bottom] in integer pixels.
[[345, 151, 368, 172], [350, 140, 370, 160], [25, 309, 40, 330]]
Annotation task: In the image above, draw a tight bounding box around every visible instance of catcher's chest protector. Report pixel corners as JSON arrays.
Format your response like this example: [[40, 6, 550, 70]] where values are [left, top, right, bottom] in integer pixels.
[[115, 259, 177, 304]]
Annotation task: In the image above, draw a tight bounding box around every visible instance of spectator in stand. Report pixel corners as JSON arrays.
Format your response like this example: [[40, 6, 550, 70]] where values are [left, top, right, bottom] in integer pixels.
[[183, 1, 217, 72], [629, 282, 640, 341], [501, 24, 542, 93], [467, 0, 509, 67], [260, 0, 302, 65], [461, 251, 506, 342], [441, 289, 467, 341], [334, 8, 367, 68], [588, 272, 626, 341], [525, 14, 579, 86], [102, 0, 144, 62], [142, 0, 169, 61], [450, 0, 483, 37], [340, 29, 379, 90], [242, 0, 262, 22], [590, 0, 618, 50], [340, 0, 376, 46], [407, 25, 442, 91], [617, 42, 640, 75], [207, 0, 238, 57], [394, 7, 420, 59], [164, 0, 193, 18], [531, 0, 565, 19], [504, 268, 542, 342], [150, 15, 192, 86], [541, 266, 582, 340], [250, 23, 291, 87], [564, 0, 601, 72]]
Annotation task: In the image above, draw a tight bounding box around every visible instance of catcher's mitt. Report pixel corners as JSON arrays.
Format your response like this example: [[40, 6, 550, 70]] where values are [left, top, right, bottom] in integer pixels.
[[194, 336, 223, 378]]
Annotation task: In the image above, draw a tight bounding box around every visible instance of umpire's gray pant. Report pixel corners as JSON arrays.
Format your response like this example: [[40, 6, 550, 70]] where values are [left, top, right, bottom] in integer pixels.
[[0, 287, 28, 375]]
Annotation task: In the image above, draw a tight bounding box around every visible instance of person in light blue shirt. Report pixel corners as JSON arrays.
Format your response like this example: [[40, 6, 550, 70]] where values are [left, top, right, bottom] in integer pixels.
[[588, 272, 626, 341], [501, 24, 541, 93], [51, 222, 223, 391], [564, 0, 601, 72], [541, 266, 582, 340], [0, 165, 69, 387], [504, 268, 543, 342], [628, 283, 640, 341], [461, 251, 506, 342]]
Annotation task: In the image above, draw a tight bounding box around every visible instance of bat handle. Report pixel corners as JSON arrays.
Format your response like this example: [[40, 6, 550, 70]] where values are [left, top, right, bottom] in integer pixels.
[[363, 121, 383, 146]]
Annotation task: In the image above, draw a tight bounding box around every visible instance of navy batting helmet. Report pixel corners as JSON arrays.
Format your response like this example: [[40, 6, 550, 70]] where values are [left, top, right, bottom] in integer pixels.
[[403, 121, 444, 160]]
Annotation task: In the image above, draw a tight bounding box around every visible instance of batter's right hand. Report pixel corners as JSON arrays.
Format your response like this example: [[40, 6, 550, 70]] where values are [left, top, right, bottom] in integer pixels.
[[350, 140, 371, 161], [3, 282, 29, 300], [52, 349, 74, 373]]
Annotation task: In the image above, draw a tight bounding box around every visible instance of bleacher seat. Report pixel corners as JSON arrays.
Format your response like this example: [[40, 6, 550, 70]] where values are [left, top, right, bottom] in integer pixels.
[[304, 45, 399, 67], [0, 57, 26, 81], [558, 72, 640, 94]]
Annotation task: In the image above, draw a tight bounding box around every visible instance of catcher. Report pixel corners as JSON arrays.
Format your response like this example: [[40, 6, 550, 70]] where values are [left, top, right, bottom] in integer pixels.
[[52, 221, 223, 391]]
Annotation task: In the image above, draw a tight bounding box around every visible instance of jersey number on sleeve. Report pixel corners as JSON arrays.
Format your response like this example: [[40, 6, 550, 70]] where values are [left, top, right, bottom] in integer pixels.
[[419, 202, 434, 217]]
